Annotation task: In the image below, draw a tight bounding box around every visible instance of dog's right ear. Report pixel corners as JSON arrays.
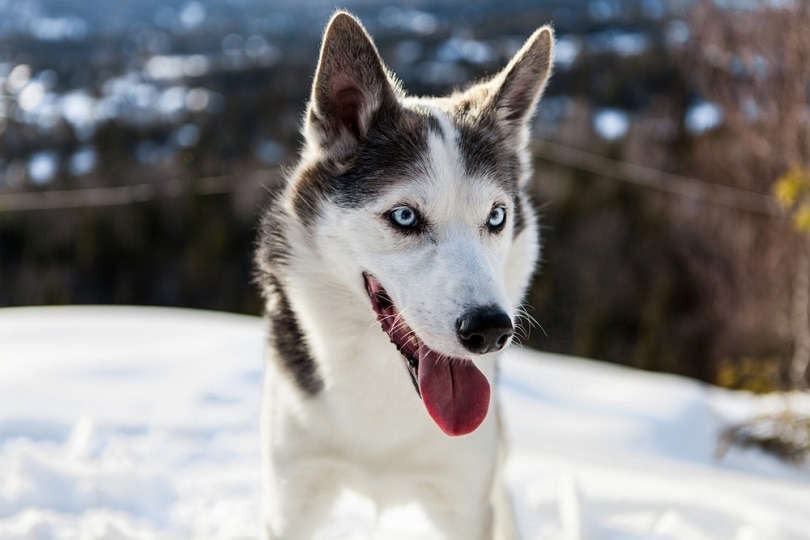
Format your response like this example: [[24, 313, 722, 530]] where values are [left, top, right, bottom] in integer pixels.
[[304, 12, 399, 157]]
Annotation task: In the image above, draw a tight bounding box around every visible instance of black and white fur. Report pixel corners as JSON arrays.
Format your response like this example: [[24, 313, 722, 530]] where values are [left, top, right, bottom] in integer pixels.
[[255, 12, 553, 539]]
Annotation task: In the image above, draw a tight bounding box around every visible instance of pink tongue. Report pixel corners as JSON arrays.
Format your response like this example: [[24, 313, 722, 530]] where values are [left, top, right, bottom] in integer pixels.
[[417, 348, 491, 436]]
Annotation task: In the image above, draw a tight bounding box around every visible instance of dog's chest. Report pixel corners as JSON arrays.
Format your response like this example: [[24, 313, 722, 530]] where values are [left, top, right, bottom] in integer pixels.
[[316, 328, 437, 448]]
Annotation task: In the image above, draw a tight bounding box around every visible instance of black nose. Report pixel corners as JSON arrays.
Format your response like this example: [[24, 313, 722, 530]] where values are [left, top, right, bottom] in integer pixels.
[[456, 306, 513, 354]]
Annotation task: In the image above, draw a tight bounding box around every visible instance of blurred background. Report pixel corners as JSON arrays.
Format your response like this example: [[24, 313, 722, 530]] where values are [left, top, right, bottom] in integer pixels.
[[1, 0, 809, 394]]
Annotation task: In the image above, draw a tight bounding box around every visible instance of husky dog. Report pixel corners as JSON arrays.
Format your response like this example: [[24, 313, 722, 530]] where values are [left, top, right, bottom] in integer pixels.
[[255, 12, 553, 539]]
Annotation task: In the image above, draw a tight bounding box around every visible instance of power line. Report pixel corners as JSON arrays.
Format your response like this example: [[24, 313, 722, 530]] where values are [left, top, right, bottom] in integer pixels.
[[0, 184, 157, 211], [533, 140, 783, 216], [0, 145, 786, 216], [0, 170, 279, 212]]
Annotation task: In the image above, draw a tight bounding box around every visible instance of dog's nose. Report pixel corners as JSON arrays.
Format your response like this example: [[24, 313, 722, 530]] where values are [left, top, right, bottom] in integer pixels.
[[456, 307, 514, 354]]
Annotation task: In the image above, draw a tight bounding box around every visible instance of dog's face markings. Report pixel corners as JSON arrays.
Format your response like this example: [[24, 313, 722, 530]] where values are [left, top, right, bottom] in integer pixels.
[[261, 12, 553, 430], [291, 107, 437, 229]]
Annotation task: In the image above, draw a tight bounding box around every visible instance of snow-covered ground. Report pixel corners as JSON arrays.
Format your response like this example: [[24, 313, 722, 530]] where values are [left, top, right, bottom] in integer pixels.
[[1, 306, 808, 540]]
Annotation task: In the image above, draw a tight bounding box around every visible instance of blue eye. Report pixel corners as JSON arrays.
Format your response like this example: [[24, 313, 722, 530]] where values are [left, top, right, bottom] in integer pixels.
[[488, 206, 506, 230], [390, 206, 418, 228]]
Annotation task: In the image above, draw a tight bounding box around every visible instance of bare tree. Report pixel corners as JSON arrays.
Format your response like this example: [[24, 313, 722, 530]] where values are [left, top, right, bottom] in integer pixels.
[[683, 0, 810, 388], [684, 0, 810, 461], [688, 0, 810, 188]]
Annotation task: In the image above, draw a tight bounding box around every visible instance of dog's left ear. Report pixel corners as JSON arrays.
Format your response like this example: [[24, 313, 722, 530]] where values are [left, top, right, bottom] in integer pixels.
[[480, 26, 555, 145], [304, 12, 400, 157]]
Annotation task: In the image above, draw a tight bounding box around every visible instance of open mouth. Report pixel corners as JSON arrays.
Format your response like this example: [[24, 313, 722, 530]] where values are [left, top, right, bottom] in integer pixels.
[[363, 273, 491, 437]]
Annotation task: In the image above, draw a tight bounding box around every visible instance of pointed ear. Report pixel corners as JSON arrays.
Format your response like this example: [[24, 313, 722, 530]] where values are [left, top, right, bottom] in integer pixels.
[[476, 26, 554, 142], [304, 12, 399, 155]]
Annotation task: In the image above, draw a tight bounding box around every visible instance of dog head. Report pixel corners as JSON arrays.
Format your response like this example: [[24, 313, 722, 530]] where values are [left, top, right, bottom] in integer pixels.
[[280, 12, 553, 435]]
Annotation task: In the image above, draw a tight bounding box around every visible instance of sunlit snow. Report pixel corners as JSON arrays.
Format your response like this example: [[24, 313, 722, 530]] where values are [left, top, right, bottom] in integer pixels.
[[1, 306, 808, 539], [686, 101, 724, 134], [593, 108, 630, 140]]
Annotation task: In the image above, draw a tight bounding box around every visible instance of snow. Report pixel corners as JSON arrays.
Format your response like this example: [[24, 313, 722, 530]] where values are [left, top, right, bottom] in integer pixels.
[[686, 101, 724, 134], [593, 108, 630, 141], [552, 37, 581, 69], [1, 306, 809, 540], [27, 152, 59, 185]]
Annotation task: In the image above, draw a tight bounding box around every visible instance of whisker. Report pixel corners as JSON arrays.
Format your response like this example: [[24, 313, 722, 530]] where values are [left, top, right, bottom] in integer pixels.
[[514, 304, 547, 339]]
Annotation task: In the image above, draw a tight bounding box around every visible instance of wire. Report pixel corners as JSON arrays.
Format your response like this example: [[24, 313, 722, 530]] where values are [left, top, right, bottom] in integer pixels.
[[533, 140, 783, 216], [0, 170, 278, 212], [0, 184, 156, 211], [0, 143, 785, 215]]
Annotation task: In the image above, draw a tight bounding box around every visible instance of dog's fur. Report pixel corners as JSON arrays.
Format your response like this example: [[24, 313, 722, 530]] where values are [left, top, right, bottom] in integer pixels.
[[255, 12, 553, 539]]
